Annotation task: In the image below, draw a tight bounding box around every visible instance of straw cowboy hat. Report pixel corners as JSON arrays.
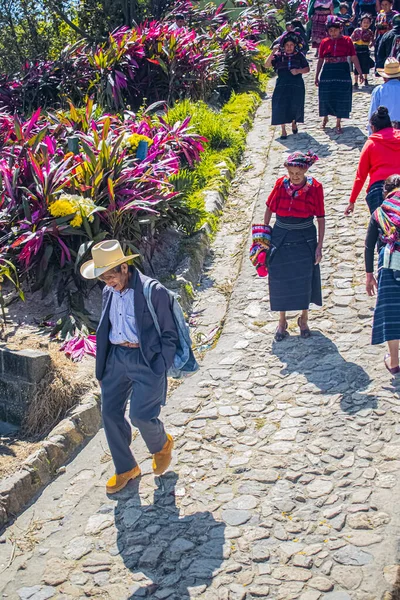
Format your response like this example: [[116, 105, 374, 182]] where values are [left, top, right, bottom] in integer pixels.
[[80, 240, 139, 279], [377, 57, 400, 79]]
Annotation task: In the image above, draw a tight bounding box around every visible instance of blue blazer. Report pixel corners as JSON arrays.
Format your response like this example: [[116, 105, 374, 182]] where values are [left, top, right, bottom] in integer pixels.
[[96, 269, 179, 381]]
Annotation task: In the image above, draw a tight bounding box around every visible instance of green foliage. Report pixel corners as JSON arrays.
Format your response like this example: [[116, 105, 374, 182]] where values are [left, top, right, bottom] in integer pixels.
[[167, 88, 264, 235]]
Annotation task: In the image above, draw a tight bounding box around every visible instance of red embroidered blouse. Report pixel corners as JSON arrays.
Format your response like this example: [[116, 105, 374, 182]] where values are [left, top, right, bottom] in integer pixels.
[[319, 35, 356, 58], [266, 176, 325, 218]]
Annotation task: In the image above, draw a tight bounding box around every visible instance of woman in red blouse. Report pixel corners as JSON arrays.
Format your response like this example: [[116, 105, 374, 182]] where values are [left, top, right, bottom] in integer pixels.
[[315, 15, 364, 133], [264, 151, 325, 342]]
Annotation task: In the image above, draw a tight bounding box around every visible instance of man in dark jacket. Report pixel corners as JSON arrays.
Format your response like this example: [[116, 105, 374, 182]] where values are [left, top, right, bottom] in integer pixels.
[[81, 240, 179, 494], [377, 13, 400, 69]]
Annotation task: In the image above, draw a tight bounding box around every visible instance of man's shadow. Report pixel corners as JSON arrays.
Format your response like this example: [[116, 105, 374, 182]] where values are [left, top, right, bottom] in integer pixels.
[[272, 331, 378, 413], [114, 472, 226, 599]]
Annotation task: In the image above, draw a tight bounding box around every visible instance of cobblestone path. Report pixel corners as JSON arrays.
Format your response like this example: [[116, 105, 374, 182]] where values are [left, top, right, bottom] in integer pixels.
[[2, 61, 400, 600]]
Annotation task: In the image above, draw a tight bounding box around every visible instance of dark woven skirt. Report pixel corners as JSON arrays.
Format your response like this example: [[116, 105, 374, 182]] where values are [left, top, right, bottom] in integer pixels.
[[271, 72, 305, 126], [374, 35, 383, 63], [372, 249, 400, 344], [366, 180, 384, 214], [355, 45, 374, 75], [319, 62, 352, 119], [312, 11, 329, 47], [268, 217, 322, 311]]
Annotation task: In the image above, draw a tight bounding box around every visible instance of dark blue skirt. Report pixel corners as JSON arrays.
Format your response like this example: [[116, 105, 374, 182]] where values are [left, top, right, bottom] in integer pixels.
[[319, 62, 352, 119], [366, 180, 384, 214], [272, 71, 306, 126], [355, 45, 374, 75], [372, 249, 400, 344], [268, 217, 322, 311]]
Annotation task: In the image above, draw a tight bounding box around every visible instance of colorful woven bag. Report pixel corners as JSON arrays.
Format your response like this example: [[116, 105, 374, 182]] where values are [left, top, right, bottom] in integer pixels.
[[249, 223, 272, 278]]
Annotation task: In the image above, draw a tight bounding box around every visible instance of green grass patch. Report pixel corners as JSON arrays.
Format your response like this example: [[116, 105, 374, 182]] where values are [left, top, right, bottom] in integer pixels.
[[166, 62, 270, 236]]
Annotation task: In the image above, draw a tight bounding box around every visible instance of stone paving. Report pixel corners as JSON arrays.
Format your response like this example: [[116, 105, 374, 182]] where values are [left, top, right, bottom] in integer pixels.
[[1, 60, 400, 600]]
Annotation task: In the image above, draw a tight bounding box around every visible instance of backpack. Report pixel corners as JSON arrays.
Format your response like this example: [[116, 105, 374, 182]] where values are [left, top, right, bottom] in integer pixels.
[[142, 279, 200, 379]]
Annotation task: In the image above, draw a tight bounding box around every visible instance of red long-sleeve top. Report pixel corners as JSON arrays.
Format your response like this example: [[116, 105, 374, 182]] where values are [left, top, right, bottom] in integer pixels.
[[349, 127, 400, 204]]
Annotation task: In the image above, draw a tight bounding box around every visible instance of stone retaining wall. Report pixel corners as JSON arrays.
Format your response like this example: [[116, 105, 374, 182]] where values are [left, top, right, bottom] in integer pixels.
[[0, 348, 51, 425]]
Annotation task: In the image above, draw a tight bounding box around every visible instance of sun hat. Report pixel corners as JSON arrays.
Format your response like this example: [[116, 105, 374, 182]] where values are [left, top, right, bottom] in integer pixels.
[[80, 239, 139, 279], [377, 57, 400, 78]]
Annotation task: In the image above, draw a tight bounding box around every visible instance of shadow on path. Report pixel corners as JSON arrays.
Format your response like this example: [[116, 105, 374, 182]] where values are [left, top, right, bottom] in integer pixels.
[[272, 331, 378, 413], [324, 125, 368, 147], [114, 472, 226, 599], [278, 132, 332, 157]]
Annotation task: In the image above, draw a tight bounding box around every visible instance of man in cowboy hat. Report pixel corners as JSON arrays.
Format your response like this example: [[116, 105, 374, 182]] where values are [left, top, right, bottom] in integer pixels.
[[81, 240, 179, 493], [367, 57, 400, 132]]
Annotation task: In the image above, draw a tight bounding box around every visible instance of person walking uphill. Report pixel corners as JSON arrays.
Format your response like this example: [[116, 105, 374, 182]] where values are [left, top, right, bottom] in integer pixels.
[[264, 151, 325, 342], [265, 32, 310, 140], [80, 240, 179, 494], [315, 15, 364, 133], [345, 106, 400, 214], [365, 175, 400, 375]]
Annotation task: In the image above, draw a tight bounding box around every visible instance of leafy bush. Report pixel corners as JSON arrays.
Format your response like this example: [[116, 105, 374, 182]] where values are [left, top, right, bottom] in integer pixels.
[[0, 19, 269, 115], [165, 90, 262, 235], [0, 100, 207, 333]]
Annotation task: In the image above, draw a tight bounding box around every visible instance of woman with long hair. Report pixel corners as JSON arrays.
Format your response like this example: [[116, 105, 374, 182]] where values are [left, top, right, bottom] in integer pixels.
[[365, 174, 400, 375], [315, 15, 364, 133], [345, 106, 400, 215], [264, 152, 325, 341]]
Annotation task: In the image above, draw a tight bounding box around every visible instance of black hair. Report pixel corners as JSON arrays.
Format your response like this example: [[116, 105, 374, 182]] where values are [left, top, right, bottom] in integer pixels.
[[384, 174, 400, 196], [370, 105, 392, 131], [381, 0, 394, 4], [175, 13, 185, 20], [291, 19, 306, 34]]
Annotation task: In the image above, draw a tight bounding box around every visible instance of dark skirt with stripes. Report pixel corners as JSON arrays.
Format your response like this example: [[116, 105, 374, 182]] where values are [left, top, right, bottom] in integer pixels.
[[319, 62, 352, 119], [355, 45, 374, 75], [372, 249, 400, 344], [268, 217, 322, 311], [272, 71, 306, 125], [366, 180, 384, 214]]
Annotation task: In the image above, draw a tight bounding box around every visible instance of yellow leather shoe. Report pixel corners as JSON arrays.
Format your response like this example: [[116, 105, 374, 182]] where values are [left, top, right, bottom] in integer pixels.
[[106, 465, 141, 494], [152, 434, 174, 475]]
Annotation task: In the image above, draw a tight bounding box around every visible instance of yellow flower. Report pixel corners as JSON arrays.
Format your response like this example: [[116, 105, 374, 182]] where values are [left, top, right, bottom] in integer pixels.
[[49, 194, 97, 229], [124, 133, 153, 153], [70, 213, 83, 228], [49, 199, 75, 218]]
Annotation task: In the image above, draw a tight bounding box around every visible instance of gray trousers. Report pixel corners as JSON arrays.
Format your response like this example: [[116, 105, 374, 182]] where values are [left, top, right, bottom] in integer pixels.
[[101, 345, 167, 474]]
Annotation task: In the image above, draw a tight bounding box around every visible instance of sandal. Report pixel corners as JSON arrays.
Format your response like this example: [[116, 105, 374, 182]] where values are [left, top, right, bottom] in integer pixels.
[[292, 125, 298, 134], [336, 126, 343, 135], [322, 117, 328, 129], [297, 317, 311, 339], [279, 134, 288, 140], [384, 354, 400, 375], [274, 322, 288, 342]]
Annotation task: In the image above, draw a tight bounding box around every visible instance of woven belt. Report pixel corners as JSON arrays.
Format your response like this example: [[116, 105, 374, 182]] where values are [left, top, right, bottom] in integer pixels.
[[324, 57, 349, 63], [276, 218, 313, 230], [117, 342, 140, 348]]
